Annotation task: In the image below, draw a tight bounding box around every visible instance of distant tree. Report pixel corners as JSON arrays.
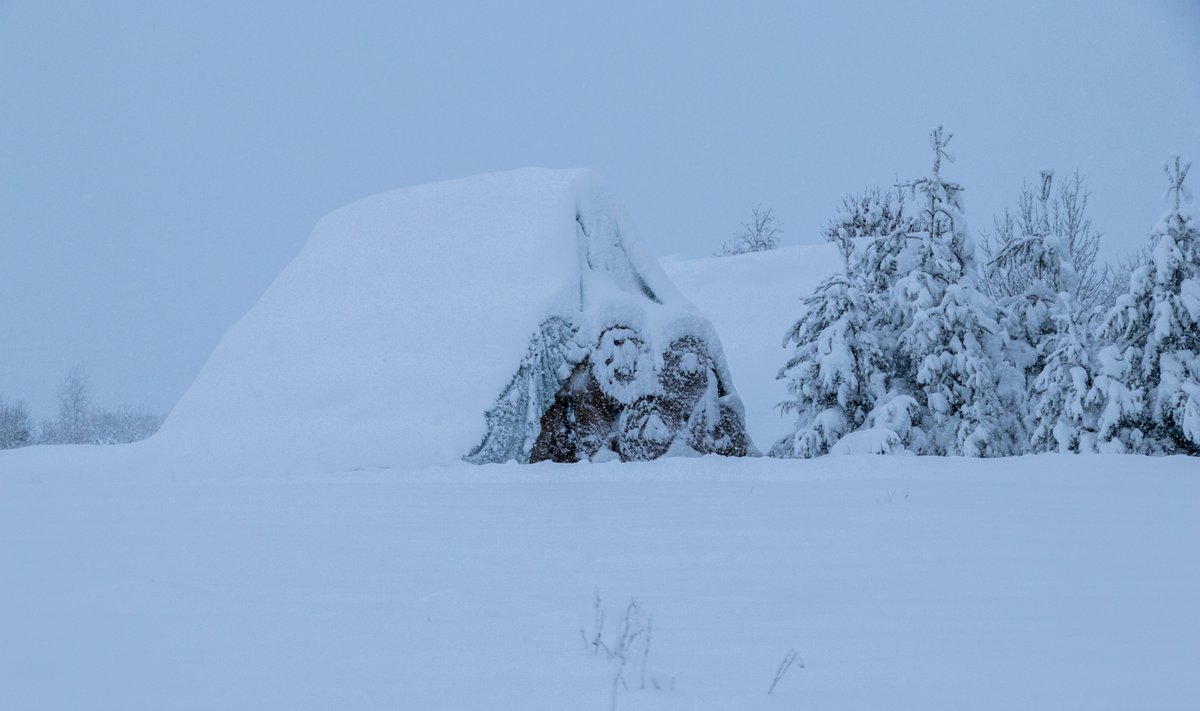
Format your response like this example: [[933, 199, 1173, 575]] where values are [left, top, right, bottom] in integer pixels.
[[37, 366, 163, 446], [0, 396, 32, 449], [90, 406, 164, 445], [50, 366, 94, 445], [717, 204, 782, 256], [1089, 155, 1200, 455]]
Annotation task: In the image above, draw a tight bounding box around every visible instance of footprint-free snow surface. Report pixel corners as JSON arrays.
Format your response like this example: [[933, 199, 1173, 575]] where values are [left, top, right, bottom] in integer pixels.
[[1, 455, 1197, 710]]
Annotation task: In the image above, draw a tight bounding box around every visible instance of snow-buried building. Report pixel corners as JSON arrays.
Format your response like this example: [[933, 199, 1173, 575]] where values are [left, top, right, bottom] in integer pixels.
[[152, 169, 754, 472]]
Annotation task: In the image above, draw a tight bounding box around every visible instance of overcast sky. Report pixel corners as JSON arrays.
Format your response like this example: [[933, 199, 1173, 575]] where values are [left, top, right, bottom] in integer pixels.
[[2, 0, 1198, 417]]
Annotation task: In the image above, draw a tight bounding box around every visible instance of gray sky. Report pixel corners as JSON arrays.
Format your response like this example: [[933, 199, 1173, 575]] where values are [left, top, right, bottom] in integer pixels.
[[2, 0, 1198, 418]]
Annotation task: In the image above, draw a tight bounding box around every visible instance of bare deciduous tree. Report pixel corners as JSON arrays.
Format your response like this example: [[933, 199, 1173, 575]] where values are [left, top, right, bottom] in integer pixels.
[[980, 171, 1106, 315], [39, 366, 164, 445], [717, 204, 782, 256], [53, 366, 94, 445]]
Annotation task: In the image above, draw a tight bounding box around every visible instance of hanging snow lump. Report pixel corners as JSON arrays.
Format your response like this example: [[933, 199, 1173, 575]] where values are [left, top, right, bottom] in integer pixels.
[[151, 168, 754, 473]]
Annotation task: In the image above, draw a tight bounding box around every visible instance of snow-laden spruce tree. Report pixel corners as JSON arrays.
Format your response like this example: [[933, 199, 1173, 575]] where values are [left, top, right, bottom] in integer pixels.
[[892, 127, 1022, 456], [1088, 155, 1200, 455], [773, 188, 913, 457], [775, 130, 1022, 458], [1028, 297, 1102, 452], [774, 273, 887, 456]]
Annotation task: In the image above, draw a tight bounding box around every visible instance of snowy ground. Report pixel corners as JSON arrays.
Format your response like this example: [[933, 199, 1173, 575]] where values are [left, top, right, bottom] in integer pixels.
[[3, 453, 1197, 710]]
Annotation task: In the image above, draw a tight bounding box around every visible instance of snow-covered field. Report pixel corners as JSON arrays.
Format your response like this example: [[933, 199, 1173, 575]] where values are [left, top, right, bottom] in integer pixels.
[[2, 453, 1197, 710], [3, 171, 1196, 709]]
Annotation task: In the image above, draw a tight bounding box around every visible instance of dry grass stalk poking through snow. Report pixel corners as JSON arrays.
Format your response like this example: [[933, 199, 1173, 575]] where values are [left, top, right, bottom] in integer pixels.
[[768, 647, 803, 695], [580, 589, 655, 711]]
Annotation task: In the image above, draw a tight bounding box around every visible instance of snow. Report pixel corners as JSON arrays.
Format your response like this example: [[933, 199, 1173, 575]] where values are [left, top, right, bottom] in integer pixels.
[[1, 170, 1196, 709], [1, 453, 1197, 710], [829, 426, 907, 455], [146, 168, 749, 472], [662, 245, 842, 448]]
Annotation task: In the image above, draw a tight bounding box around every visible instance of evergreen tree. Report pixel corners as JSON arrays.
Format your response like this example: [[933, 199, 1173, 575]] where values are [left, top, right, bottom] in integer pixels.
[[982, 171, 1107, 446], [777, 130, 1023, 457], [893, 127, 1020, 456], [773, 188, 911, 457], [1090, 155, 1200, 454], [774, 273, 887, 456], [983, 171, 1110, 451], [1028, 297, 1100, 452]]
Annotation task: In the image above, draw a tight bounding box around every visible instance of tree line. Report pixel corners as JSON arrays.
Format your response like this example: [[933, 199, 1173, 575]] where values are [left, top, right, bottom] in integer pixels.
[[0, 367, 162, 449], [767, 127, 1197, 457]]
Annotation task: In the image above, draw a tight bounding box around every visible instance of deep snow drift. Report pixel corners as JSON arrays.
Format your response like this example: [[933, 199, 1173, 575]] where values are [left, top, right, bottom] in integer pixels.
[[148, 169, 751, 473]]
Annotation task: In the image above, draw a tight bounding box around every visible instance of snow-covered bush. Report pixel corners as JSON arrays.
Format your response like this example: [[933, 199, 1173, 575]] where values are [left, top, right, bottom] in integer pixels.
[[0, 396, 32, 449], [89, 406, 163, 445]]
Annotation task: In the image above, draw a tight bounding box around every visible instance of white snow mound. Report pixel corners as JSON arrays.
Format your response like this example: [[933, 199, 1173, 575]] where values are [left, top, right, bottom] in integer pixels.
[[150, 168, 750, 473], [663, 244, 842, 448]]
